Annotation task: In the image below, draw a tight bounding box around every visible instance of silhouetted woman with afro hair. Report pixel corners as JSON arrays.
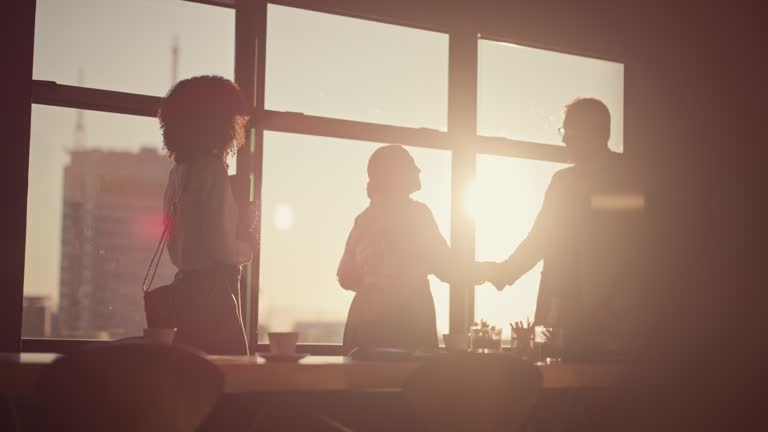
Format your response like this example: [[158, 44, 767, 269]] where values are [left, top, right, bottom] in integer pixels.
[[155, 75, 251, 355]]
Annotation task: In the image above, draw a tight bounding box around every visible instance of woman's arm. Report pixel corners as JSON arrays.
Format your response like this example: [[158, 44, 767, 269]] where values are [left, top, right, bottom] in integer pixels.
[[417, 204, 456, 283], [337, 217, 363, 291]]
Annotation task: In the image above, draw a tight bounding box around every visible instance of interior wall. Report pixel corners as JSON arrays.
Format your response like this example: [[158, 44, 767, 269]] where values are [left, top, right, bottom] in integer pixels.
[[1, 0, 35, 352]]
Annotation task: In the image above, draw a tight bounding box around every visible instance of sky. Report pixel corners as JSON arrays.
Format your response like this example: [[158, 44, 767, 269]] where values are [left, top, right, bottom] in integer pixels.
[[26, 0, 623, 341]]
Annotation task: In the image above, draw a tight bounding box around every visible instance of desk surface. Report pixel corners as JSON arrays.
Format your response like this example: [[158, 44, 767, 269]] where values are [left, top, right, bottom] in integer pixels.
[[0, 353, 627, 395]]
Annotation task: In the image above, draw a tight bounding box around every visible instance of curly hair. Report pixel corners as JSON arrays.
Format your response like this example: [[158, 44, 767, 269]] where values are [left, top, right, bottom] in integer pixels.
[[159, 75, 249, 165]]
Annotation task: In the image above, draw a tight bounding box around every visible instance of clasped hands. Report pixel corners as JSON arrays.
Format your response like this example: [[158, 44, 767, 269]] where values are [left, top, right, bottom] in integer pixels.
[[471, 261, 509, 291]]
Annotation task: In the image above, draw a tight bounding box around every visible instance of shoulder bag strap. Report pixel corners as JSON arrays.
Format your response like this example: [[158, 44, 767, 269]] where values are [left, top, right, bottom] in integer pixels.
[[142, 175, 185, 293]]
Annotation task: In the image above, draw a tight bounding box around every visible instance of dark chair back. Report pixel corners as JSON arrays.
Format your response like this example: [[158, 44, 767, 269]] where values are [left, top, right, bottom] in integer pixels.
[[0, 394, 16, 432], [403, 354, 542, 432], [31, 342, 223, 432]]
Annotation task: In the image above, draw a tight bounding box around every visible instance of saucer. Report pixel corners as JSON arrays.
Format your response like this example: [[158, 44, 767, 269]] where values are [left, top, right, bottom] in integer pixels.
[[258, 353, 308, 362]]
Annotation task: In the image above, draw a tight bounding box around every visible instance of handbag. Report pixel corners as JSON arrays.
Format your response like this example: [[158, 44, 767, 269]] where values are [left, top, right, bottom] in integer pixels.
[[142, 180, 185, 329]]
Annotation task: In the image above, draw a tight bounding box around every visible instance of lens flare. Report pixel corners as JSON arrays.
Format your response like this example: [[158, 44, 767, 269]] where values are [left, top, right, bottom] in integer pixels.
[[274, 204, 294, 230]]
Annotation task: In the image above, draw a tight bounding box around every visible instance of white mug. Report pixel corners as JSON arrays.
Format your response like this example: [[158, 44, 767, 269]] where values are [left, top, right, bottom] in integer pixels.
[[268, 332, 299, 355]]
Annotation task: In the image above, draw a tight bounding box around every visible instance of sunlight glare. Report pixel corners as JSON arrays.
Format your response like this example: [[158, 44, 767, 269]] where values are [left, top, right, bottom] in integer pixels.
[[463, 178, 496, 223], [463, 180, 479, 220], [273, 204, 294, 230]]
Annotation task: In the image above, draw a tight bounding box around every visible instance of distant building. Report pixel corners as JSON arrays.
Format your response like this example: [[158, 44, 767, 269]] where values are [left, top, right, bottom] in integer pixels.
[[293, 321, 346, 344], [22, 295, 52, 338], [255, 324, 270, 343], [57, 148, 174, 339]]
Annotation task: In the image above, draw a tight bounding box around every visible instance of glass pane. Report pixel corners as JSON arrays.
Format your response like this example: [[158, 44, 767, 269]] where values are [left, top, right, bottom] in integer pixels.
[[266, 5, 448, 130], [478, 40, 624, 152], [23, 105, 173, 339], [259, 132, 452, 343], [34, 0, 234, 96], [471, 155, 569, 340]]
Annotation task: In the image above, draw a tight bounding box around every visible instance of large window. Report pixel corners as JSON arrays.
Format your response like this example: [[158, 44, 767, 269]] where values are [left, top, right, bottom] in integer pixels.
[[21, 1, 625, 347], [24, 0, 234, 339]]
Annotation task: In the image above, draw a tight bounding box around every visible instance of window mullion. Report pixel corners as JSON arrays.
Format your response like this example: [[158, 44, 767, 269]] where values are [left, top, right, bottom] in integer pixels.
[[476, 137, 571, 163], [262, 111, 452, 151], [235, 0, 267, 348], [31, 81, 162, 118], [183, 0, 237, 9], [448, 29, 478, 335]]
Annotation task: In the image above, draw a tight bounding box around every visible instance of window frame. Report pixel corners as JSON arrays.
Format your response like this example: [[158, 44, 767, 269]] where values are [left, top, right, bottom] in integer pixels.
[[20, 0, 622, 353]]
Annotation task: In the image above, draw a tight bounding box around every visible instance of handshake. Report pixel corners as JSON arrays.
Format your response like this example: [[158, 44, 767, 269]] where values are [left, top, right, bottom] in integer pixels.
[[470, 261, 510, 291]]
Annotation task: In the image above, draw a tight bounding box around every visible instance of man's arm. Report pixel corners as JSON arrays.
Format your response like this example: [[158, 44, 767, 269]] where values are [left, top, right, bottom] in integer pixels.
[[488, 171, 565, 290], [419, 205, 455, 284]]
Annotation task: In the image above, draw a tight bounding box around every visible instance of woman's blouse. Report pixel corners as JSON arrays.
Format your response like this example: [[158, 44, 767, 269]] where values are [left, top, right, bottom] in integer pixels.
[[337, 198, 452, 293], [163, 156, 251, 270]]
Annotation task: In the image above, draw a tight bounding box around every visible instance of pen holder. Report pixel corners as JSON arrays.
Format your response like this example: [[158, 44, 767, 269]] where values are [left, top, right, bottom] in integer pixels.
[[510, 326, 535, 359]]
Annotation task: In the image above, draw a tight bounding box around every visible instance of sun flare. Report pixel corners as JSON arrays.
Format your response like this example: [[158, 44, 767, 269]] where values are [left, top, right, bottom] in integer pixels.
[[274, 204, 294, 230], [463, 179, 495, 222]]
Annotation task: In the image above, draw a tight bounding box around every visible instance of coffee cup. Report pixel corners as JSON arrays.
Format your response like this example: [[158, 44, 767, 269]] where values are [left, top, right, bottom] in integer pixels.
[[268, 332, 299, 355]]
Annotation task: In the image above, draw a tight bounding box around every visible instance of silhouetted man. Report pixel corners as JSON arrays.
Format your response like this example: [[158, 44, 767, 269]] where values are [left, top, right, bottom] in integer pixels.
[[481, 97, 644, 360]]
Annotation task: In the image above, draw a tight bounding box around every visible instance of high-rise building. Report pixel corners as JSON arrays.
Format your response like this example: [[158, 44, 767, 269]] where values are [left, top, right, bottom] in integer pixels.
[[22, 295, 52, 338], [293, 321, 346, 344], [57, 148, 174, 339]]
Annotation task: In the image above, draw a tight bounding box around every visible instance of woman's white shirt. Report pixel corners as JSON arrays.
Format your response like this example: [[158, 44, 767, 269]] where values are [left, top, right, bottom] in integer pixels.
[[163, 156, 251, 270]]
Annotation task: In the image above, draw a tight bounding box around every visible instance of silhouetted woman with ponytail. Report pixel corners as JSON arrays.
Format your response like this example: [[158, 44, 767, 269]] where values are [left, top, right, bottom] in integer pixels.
[[338, 145, 454, 352]]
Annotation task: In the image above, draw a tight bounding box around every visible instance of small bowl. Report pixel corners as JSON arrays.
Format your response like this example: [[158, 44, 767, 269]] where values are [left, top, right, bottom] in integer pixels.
[[268, 332, 299, 356]]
